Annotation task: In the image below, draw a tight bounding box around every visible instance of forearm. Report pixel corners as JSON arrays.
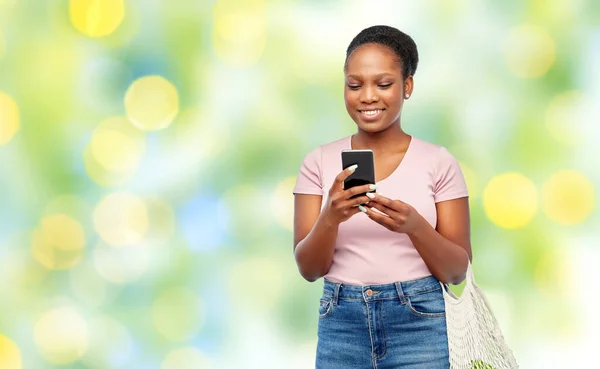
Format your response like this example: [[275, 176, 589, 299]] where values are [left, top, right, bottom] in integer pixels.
[[408, 218, 470, 285], [294, 214, 339, 282]]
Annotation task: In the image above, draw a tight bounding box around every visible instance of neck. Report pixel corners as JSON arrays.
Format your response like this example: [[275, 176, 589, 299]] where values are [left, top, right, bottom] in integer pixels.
[[351, 121, 411, 154]]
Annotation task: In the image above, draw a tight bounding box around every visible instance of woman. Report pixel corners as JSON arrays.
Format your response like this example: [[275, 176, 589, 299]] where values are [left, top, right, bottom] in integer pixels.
[[292, 25, 472, 368]]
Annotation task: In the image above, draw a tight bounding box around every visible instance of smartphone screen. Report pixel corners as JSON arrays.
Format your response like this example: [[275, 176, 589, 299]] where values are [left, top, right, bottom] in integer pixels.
[[341, 149, 376, 199]]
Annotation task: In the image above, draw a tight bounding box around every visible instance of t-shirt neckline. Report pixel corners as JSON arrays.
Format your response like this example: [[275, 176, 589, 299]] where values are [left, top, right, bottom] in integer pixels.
[[346, 134, 415, 184]]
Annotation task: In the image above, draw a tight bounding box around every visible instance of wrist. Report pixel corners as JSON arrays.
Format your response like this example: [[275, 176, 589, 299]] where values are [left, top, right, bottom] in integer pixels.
[[320, 207, 340, 229], [407, 214, 430, 238]]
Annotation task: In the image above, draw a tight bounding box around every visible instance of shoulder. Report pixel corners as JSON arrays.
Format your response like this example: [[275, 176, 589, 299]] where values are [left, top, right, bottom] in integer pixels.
[[411, 138, 468, 198], [409, 136, 452, 162], [409, 136, 463, 177], [294, 136, 350, 193]]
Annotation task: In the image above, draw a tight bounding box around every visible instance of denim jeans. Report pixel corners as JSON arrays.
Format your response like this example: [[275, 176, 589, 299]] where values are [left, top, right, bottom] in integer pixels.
[[316, 275, 450, 368]]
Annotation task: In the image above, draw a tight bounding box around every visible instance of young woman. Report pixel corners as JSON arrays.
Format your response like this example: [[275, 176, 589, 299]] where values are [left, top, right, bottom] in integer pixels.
[[292, 25, 472, 368]]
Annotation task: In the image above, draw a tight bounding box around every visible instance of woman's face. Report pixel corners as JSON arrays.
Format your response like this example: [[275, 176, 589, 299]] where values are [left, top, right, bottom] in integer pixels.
[[344, 43, 413, 134]]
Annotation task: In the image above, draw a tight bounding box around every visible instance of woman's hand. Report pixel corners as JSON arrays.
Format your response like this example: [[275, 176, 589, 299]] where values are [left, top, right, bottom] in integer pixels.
[[363, 192, 425, 234], [322, 165, 376, 226]]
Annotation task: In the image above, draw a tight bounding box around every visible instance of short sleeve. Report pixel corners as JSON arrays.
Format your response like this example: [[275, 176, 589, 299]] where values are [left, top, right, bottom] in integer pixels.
[[433, 147, 469, 203], [293, 146, 323, 195]]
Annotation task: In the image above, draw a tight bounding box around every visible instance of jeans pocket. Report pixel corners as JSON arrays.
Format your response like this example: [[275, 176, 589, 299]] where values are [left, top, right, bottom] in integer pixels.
[[318, 297, 333, 319], [406, 288, 445, 318]]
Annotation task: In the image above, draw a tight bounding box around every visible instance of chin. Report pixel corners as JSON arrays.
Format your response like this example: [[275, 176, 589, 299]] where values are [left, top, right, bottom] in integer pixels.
[[355, 119, 391, 133]]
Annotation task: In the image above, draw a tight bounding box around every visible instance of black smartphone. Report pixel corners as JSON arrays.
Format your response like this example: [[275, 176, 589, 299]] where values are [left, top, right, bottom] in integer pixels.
[[341, 149, 376, 199]]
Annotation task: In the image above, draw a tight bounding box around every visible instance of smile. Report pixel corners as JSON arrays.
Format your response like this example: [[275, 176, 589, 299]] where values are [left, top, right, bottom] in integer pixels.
[[358, 109, 384, 119]]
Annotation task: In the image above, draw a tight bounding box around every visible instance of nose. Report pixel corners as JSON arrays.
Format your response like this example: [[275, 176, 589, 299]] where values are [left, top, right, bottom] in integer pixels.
[[360, 85, 379, 103]]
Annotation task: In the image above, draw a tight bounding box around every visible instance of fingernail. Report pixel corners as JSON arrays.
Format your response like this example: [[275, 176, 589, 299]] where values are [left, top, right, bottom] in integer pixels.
[[348, 164, 358, 171], [366, 192, 375, 199], [358, 205, 367, 213], [369, 184, 378, 190]]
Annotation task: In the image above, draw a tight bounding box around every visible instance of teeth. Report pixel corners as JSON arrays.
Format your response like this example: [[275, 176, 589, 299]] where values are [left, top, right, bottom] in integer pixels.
[[362, 109, 381, 116]]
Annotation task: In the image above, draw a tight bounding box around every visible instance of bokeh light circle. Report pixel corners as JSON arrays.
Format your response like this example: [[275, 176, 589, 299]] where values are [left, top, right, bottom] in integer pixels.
[[124, 75, 179, 131], [34, 307, 88, 365], [93, 242, 149, 284], [504, 25, 555, 78], [483, 173, 538, 229], [31, 214, 86, 270], [85, 116, 146, 187], [0, 334, 21, 369], [83, 146, 130, 187], [90, 116, 146, 174], [81, 315, 133, 368], [93, 192, 148, 247], [41, 214, 86, 251], [0, 91, 19, 146], [69, 0, 125, 38], [542, 170, 595, 225], [152, 287, 204, 342], [91, 128, 143, 173], [69, 261, 110, 308], [161, 347, 211, 369]]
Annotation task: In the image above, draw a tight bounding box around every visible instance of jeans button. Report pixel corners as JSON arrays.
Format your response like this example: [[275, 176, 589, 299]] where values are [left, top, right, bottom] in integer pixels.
[[365, 289, 373, 297]]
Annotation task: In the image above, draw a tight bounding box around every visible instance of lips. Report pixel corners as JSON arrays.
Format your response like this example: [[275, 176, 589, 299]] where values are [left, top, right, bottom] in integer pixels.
[[358, 108, 385, 120]]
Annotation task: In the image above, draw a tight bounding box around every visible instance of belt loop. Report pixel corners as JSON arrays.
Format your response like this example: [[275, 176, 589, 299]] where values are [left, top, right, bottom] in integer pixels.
[[394, 282, 408, 304], [332, 283, 342, 306]]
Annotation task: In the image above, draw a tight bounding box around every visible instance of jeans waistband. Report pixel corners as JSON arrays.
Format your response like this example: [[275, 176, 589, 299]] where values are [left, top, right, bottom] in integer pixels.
[[322, 275, 442, 305]]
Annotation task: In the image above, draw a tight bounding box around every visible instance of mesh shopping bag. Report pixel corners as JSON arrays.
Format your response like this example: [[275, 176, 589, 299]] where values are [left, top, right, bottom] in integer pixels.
[[441, 262, 519, 369]]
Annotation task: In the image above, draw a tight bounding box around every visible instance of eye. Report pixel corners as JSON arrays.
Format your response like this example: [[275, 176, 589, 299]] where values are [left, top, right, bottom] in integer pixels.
[[347, 84, 361, 90], [378, 83, 392, 89]]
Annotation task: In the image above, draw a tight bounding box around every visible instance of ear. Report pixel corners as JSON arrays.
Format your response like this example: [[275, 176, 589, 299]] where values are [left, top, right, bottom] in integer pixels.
[[404, 75, 414, 99]]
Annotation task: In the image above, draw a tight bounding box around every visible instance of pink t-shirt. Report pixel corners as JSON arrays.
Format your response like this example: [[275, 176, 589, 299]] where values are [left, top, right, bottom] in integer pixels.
[[293, 135, 469, 285]]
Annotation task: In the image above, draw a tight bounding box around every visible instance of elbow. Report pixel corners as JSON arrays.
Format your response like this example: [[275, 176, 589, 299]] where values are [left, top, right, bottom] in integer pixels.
[[443, 248, 471, 285], [300, 271, 320, 283], [446, 270, 467, 285], [443, 258, 470, 285], [439, 273, 464, 286], [296, 261, 326, 283], [294, 250, 326, 283]]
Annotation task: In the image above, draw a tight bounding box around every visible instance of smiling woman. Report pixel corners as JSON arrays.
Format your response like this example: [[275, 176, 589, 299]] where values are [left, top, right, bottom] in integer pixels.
[[292, 25, 471, 369]]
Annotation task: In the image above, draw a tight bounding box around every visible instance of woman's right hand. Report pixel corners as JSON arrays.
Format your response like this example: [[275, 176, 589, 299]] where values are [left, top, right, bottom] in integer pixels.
[[322, 165, 376, 226]]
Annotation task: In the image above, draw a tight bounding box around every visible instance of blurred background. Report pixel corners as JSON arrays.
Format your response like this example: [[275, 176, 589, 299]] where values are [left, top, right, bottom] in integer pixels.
[[0, 0, 598, 368]]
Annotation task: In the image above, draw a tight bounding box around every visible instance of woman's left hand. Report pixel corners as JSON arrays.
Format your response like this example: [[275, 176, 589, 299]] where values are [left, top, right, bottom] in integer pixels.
[[364, 192, 425, 234]]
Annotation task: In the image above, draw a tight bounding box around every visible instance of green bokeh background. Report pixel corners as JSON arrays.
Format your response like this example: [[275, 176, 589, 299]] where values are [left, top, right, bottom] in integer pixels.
[[0, 0, 599, 368]]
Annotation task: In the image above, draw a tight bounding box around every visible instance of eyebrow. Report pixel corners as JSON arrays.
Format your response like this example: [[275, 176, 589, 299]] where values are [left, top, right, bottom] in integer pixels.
[[346, 73, 396, 79]]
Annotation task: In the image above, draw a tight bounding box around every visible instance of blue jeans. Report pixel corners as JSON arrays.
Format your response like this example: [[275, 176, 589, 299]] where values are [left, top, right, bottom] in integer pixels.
[[316, 276, 450, 368]]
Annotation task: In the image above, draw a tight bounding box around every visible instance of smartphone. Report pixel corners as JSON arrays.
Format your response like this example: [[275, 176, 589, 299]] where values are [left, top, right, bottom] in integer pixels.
[[341, 149, 376, 199]]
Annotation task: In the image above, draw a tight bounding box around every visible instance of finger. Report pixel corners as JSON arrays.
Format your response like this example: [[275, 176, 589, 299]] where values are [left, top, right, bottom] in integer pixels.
[[364, 206, 395, 230], [349, 206, 364, 217], [335, 164, 359, 187], [345, 183, 378, 199], [365, 192, 404, 211], [346, 195, 371, 207], [367, 201, 401, 219]]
